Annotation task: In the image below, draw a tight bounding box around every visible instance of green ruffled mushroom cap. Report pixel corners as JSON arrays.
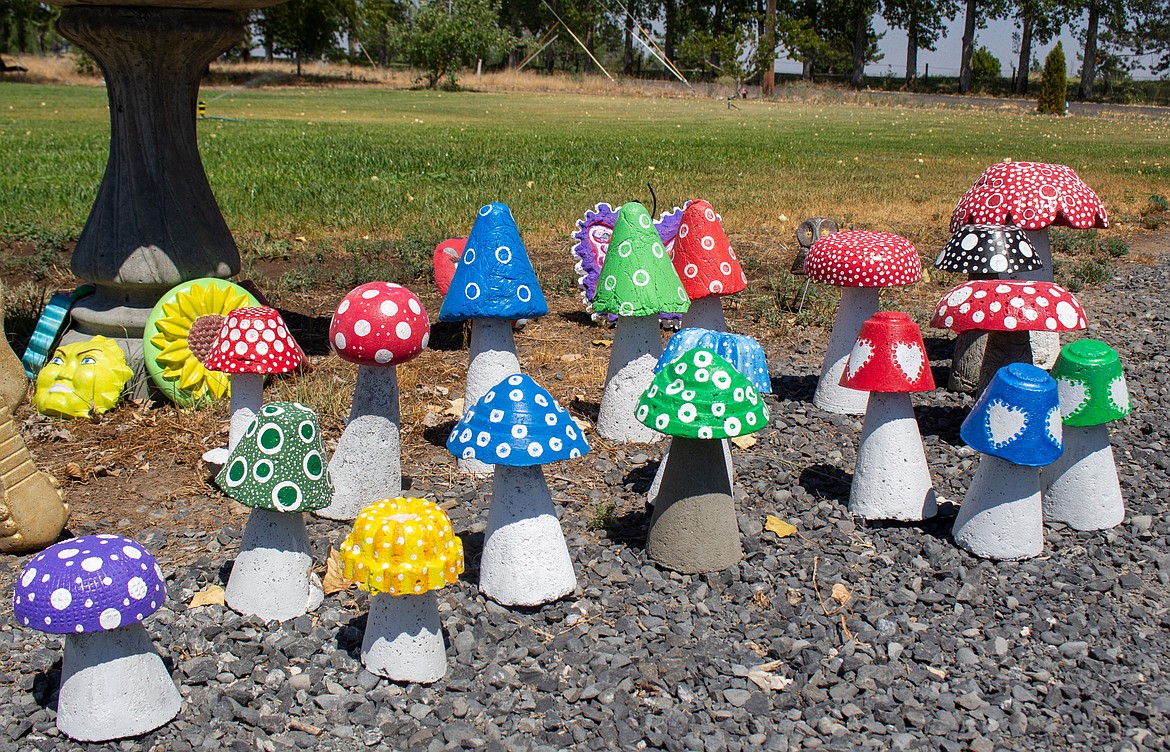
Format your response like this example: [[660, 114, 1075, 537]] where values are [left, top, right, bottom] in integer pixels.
[[1050, 339, 1131, 427], [636, 347, 769, 439], [592, 202, 690, 317], [217, 402, 334, 513]]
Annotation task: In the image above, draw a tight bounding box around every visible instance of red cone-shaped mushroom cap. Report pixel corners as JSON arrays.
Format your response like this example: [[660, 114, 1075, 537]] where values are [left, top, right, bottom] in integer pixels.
[[204, 306, 303, 374], [931, 280, 1087, 334], [840, 311, 934, 393], [330, 282, 430, 366], [804, 231, 922, 287], [672, 200, 748, 299], [434, 238, 466, 297], [950, 161, 1109, 231]]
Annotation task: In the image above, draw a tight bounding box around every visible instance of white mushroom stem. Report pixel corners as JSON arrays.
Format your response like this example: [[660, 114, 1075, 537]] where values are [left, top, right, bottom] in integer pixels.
[[56, 623, 182, 742], [597, 314, 664, 443], [952, 455, 1044, 560], [849, 392, 937, 521], [480, 464, 576, 606], [681, 296, 727, 331], [461, 318, 522, 474], [225, 508, 324, 621], [204, 372, 264, 469], [1041, 423, 1124, 531], [814, 286, 879, 415], [361, 590, 446, 683], [318, 364, 401, 520]]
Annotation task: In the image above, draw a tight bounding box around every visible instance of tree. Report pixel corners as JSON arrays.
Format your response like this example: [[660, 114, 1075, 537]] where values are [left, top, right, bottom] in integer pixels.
[[392, 0, 514, 88], [848, 0, 880, 88], [761, 0, 777, 94], [352, 0, 408, 66], [882, 0, 959, 86], [1036, 40, 1066, 114], [1010, 0, 1061, 95], [971, 44, 1001, 82], [259, 0, 354, 75]]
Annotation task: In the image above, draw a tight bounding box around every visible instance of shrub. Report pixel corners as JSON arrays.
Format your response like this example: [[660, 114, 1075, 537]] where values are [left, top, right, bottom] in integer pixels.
[[1037, 42, 1067, 115], [972, 46, 1002, 82]]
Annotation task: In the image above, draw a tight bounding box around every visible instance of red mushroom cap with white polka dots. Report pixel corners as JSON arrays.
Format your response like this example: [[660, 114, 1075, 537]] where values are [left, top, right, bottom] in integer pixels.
[[329, 282, 430, 366], [804, 231, 922, 288], [931, 280, 1087, 334], [671, 200, 748, 299], [950, 161, 1109, 231], [203, 306, 303, 374]]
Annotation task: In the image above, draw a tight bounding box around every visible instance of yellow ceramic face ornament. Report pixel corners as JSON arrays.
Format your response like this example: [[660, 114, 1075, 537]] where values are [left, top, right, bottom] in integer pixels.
[[34, 336, 133, 419]]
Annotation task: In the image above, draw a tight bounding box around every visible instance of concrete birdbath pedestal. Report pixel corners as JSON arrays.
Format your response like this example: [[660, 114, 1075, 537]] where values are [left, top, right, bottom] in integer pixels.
[[49, 0, 285, 370]]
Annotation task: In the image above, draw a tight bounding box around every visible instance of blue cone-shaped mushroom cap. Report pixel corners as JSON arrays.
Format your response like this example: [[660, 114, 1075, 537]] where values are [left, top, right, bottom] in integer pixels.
[[447, 374, 589, 467], [438, 202, 549, 322], [656, 328, 772, 395], [960, 363, 1063, 467]]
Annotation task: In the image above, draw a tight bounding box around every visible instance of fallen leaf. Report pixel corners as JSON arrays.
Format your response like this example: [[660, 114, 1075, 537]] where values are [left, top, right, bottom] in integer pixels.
[[444, 398, 464, 418], [748, 669, 794, 692], [752, 591, 771, 609], [572, 416, 592, 432], [786, 588, 802, 606], [188, 585, 225, 608], [64, 462, 83, 480], [591, 339, 613, 348], [830, 583, 852, 605], [323, 548, 355, 595], [765, 515, 797, 538], [560, 353, 583, 362], [730, 435, 757, 449], [926, 666, 947, 680]]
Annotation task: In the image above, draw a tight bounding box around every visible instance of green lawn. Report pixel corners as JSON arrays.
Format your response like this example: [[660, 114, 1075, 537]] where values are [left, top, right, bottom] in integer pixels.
[[1, 82, 1166, 250]]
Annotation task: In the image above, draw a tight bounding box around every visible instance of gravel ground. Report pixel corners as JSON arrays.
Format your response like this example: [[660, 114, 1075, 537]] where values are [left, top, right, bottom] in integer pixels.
[[2, 255, 1169, 752]]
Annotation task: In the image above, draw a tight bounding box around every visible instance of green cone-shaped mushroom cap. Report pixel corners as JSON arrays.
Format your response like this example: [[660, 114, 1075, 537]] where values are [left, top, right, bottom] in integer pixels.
[[217, 401, 334, 512], [1050, 339, 1130, 426], [636, 347, 769, 439], [592, 202, 691, 317]]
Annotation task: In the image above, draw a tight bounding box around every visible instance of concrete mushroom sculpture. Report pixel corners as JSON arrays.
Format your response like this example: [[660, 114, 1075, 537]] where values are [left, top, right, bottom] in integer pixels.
[[592, 201, 691, 443], [952, 363, 1063, 560], [318, 282, 430, 520], [805, 231, 922, 415], [217, 402, 333, 621], [201, 306, 303, 469], [840, 312, 937, 521], [433, 238, 466, 297], [340, 497, 464, 683], [439, 202, 549, 473], [636, 347, 769, 573], [672, 199, 748, 331], [13, 534, 180, 741], [932, 280, 1087, 394], [447, 374, 589, 606], [1041, 340, 1131, 530]]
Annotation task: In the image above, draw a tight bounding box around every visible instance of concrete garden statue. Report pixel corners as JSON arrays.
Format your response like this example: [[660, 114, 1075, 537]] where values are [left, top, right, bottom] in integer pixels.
[[218, 402, 333, 621], [671, 199, 748, 331], [636, 347, 769, 573], [13, 534, 180, 741], [592, 202, 690, 443], [319, 282, 430, 520], [33, 336, 133, 419], [1042, 340, 1131, 530], [805, 230, 923, 415], [840, 312, 937, 521], [340, 497, 464, 683], [952, 363, 1063, 560], [447, 374, 589, 606], [439, 202, 549, 474]]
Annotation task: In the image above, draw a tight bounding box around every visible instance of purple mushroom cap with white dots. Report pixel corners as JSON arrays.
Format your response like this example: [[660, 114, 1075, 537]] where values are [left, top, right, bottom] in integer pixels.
[[13, 534, 166, 635]]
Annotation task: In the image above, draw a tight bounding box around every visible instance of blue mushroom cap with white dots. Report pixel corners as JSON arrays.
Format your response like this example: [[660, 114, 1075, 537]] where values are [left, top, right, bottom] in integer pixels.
[[447, 374, 589, 467], [438, 203, 549, 322], [656, 328, 772, 395]]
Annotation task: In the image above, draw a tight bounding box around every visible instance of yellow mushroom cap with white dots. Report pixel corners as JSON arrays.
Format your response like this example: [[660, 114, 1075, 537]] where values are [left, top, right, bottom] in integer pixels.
[[339, 497, 465, 596]]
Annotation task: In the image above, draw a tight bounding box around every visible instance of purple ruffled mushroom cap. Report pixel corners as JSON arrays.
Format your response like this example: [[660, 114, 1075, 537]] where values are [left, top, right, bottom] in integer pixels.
[[13, 534, 167, 634]]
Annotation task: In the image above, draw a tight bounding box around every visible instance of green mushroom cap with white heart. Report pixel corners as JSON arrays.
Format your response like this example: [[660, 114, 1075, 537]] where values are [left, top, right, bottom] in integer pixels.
[[636, 347, 769, 439], [216, 401, 334, 513]]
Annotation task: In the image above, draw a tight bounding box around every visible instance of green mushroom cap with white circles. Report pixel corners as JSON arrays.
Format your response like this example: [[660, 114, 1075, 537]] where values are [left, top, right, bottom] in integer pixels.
[[591, 201, 691, 317], [216, 401, 334, 513], [636, 347, 769, 440]]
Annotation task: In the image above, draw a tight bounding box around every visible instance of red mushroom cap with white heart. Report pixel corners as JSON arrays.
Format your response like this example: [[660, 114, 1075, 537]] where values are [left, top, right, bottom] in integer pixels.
[[330, 282, 430, 366], [804, 230, 922, 287], [203, 306, 303, 374], [839, 311, 935, 393], [931, 280, 1087, 334], [950, 161, 1109, 231], [672, 200, 748, 299]]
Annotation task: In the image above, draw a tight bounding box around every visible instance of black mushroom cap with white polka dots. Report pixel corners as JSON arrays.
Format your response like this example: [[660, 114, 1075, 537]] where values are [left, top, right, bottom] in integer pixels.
[[935, 225, 1044, 276], [804, 231, 922, 288]]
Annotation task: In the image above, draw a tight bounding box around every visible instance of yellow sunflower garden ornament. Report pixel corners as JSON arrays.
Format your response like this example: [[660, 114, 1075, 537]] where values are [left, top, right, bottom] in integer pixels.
[[34, 336, 133, 419], [142, 278, 259, 406]]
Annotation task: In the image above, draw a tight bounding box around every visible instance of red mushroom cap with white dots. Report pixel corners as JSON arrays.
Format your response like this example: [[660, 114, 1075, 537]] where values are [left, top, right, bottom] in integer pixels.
[[931, 280, 1087, 334], [804, 231, 922, 288], [672, 200, 748, 299], [203, 306, 303, 375], [330, 282, 430, 366], [950, 161, 1109, 231]]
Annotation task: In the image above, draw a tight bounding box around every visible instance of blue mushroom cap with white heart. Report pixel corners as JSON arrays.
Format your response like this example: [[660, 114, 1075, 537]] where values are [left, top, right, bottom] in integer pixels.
[[960, 363, 1063, 467], [447, 374, 589, 466], [438, 202, 549, 322], [656, 328, 772, 395]]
